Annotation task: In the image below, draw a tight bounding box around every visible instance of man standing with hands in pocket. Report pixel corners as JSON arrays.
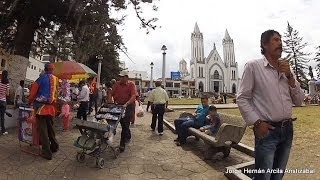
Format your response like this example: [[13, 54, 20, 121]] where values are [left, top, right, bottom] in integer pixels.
[[237, 30, 304, 180]]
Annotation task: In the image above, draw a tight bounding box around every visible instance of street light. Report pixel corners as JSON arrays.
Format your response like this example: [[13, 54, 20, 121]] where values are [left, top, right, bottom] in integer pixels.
[[150, 62, 154, 88], [96, 55, 103, 88], [161, 45, 167, 88]]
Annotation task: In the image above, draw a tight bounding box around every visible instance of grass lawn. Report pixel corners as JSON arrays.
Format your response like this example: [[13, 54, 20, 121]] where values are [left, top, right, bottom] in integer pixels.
[[164, 105, 320, 179], [167, 98, 234, 105]]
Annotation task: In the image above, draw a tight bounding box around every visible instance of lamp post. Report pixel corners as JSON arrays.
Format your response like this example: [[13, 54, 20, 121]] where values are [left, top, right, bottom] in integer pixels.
[[150, 62, 154, 88], [96, 55, 103, 88], [161, 45, 167, 88]]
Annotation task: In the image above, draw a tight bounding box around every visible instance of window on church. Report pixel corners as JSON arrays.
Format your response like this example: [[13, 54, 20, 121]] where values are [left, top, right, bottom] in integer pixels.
[[214, 70, 219, 79], [199, 67, 201, 77]]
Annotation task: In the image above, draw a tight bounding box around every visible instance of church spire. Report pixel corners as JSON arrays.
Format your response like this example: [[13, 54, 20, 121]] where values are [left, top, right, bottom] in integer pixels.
[[213, 43, 216, 50], [224, 29, 231, 40], [194, 22, 200, 33]]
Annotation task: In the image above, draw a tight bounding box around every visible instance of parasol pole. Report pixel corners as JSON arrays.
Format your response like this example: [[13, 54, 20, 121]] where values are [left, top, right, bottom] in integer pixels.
[[97, 55, 103, 88]]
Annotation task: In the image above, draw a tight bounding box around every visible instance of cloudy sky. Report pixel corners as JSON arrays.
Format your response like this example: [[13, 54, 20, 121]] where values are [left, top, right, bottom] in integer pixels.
[[117, 0, 320, 79]]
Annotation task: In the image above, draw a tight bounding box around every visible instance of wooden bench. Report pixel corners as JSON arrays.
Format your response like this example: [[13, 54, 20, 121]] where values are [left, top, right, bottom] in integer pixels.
[[187, 113, 246, 159]]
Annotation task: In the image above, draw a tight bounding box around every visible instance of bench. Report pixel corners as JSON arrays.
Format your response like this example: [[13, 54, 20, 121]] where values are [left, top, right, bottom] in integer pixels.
[[187, 113, 246, 159]]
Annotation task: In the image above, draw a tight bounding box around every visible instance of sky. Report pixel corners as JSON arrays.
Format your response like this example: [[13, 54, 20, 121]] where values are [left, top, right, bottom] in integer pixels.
[[117, 0, 320, 79]]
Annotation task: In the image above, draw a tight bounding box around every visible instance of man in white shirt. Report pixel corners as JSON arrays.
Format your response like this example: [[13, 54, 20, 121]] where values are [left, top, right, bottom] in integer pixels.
[[237, 30, 304, 180], [14, 80, 25, 107], [77, 80, 90, 121]]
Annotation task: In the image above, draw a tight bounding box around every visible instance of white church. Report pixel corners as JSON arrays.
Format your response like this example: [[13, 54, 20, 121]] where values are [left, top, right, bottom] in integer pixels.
[[179, 23, 240, 94]]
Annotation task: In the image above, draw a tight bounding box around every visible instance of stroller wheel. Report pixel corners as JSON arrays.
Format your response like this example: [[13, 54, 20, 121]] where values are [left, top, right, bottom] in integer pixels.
[[96, 158, 105, 169], [76, 152, 85, 163]]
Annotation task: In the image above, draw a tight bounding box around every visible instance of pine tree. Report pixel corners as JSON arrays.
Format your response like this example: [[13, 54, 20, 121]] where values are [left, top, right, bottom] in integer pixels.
[[315, 46, 320, 79], [283, 22, 311, 88]]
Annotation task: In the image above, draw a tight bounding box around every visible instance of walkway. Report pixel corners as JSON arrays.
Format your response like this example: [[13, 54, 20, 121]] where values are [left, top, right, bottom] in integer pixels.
[[0, 112, 251, 180]]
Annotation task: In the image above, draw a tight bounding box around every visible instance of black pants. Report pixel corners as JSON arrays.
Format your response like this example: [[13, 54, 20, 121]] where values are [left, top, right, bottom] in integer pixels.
[[0, 101, 6, 133], [120, 104, 134, 147], [77, 101, 89, 120], [151, 104, 165, 133], [89, 95, 98, 114], [37, 115, 59, 158]]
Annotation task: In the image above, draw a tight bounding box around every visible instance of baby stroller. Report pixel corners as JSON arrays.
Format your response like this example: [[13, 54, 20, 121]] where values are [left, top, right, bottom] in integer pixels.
[[74, 103, 125, 168]]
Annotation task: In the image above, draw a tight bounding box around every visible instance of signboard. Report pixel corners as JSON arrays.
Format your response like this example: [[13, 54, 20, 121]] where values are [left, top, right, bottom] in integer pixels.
[[171, 71, 181, 80]]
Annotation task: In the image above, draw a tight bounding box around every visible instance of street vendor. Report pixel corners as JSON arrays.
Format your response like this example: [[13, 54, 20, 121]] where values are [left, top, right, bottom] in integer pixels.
[[107, 70, 138, 152], [28, 63, 59, 160]]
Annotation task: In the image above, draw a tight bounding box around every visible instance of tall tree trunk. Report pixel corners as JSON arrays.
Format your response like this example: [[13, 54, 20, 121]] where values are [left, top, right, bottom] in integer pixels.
[[14, 16, 38, 58]]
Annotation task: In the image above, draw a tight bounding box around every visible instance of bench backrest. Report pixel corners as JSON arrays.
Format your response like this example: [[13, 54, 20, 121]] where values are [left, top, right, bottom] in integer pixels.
[[215, 113, 246, 145]]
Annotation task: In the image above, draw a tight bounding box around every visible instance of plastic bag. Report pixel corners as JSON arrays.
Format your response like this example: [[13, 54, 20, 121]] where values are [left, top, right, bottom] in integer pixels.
[[136, 105, 144, 117]]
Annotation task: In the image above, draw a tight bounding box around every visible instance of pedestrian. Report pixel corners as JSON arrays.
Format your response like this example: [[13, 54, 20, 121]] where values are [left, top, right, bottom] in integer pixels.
[[28, 63, 59, 160], [101, 87, 107, 104], [223, 93, 227, 104], [237, 30, 304, 180], [148, 81, 169, 135], [88, 80, 98, 115], [76, 80, 90, 121], [0, 70, 9, 135], [15, 80, 26, 108], [60, 100, 70, 131], [174, 96, 209, 146], [108, 71, 137, 152]]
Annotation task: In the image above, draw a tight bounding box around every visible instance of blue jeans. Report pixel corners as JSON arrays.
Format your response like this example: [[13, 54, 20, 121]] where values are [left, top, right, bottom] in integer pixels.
[[174, 117, 199, 143], [254, 122, 293, 180]]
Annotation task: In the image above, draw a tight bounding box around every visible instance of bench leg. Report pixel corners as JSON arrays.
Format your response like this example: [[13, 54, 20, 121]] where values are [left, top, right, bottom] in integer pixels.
[[223, 147, 231, 158]]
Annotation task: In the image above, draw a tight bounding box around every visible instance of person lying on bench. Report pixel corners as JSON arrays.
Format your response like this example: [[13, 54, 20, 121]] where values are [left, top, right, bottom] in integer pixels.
[[200, 105, 221, 135], [174, 96, 209, 146]]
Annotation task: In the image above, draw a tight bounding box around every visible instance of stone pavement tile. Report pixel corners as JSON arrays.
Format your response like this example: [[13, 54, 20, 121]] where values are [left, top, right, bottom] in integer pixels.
[[108, 165, 129, 176], [170, 176, 191, 180], [182, 162, 207, 173], [138, 172, 157, 180], [161, 163, 182, 171], [34, 174, 48, 180], [120, 173, 140, 180], [7, 173, 36, 180], [128, 164, 145, 175], [189, 173, 211, 180], [203, 170, 228, 179], [176, 169, 193, 177]]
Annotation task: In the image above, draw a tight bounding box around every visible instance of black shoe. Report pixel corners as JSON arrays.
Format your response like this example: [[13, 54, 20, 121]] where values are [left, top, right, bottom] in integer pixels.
[[173, 138, 179, 142], [41, 153, 52, 160], [119, 146, 125, 153], [151, 128, 155, 131], [125, 138, 131, 144]]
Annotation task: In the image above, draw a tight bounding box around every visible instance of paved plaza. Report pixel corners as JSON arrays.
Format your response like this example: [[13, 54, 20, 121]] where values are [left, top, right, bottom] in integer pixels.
[[0, 112, 252, 180]]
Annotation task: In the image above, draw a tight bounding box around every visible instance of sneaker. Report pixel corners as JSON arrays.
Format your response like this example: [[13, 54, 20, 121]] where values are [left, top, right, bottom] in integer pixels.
[[119, 146, 125, 153], [2, 132, 8, 135], [158, 132, 163, 136]]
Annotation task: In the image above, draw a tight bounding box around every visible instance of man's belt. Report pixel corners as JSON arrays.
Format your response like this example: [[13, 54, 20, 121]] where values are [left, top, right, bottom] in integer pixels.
[[266, 118, 296, 128]]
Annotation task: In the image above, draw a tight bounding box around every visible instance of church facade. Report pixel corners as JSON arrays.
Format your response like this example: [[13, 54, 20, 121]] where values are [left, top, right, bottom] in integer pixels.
[[189, 23, 239, 94]]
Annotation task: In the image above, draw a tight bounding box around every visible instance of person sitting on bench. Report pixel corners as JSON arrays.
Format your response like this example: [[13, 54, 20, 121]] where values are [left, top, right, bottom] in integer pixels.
[[200, 105, 221, 135], [174, 96, 209, 146]]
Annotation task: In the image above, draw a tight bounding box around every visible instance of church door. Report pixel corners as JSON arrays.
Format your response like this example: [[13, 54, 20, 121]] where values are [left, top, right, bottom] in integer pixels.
[[199, 81, 204, 92], [214, 81, 219, 93], [232, 84, 236, 93]]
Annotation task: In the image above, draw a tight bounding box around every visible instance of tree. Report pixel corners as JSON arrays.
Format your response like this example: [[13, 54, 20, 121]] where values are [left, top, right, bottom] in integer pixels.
[[282, 22, 311, 89], [315, 46, 320, 79]]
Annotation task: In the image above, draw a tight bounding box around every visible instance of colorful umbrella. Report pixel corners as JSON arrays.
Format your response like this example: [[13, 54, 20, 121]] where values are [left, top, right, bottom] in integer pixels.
[[52, 61, 97, 80]]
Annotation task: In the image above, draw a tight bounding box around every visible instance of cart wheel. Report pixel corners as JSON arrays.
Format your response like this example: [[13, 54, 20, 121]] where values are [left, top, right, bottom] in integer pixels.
[[96, 158, 105, 169], [76, 152, 85, 163]]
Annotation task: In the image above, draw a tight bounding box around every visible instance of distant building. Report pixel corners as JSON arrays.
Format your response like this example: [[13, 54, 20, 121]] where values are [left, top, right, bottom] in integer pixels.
[[25, 56, 49, 85], [119, 61, 126, 70], [190, 22, 240, 93], [179, 59, 189, 78]]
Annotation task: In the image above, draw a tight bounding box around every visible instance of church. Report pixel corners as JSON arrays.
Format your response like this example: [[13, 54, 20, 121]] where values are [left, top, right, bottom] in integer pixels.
[[179, 23, 240, 94]]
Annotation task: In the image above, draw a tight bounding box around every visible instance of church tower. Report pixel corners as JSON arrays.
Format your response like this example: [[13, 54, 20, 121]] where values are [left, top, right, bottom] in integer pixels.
[[222, 29, 238, 93], [190, 22, 206, 92]]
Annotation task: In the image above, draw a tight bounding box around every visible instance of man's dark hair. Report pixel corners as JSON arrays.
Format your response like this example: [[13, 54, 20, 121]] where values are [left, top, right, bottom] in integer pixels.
[[208, 105, 217, 111], [155, 81, 162, 87], [200, 95, 208, 100], [260, 30, 281, 55], [20, 80, 24, 86], [1, 70, 9, 84]]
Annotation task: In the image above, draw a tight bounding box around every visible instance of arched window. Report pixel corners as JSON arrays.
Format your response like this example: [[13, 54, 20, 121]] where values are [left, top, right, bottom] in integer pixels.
[[214, 70, 219, 79]]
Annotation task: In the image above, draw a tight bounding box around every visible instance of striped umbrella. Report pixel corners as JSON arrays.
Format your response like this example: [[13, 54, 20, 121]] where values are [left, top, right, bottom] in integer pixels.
[[52, 61, 97, 80]]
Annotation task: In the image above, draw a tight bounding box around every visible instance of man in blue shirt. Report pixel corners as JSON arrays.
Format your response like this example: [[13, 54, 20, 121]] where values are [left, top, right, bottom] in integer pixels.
[[174, 96, 210, 146]]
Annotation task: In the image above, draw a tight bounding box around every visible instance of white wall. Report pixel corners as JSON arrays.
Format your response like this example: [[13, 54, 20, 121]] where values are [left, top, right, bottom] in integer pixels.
[[128, 70, 149, 80], [25, 57, 47, 82]]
